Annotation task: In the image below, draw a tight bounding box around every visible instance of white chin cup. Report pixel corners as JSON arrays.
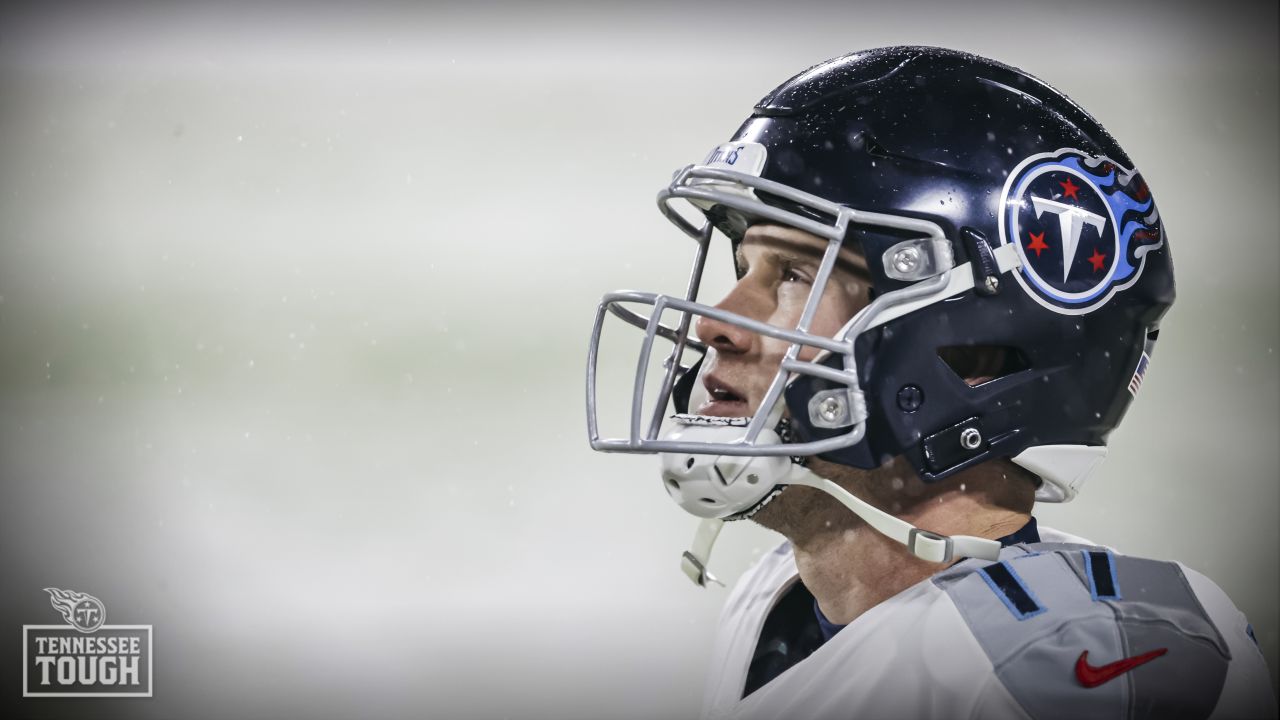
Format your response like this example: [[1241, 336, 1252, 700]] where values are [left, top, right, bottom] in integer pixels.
[[659, 420, 792, 519]]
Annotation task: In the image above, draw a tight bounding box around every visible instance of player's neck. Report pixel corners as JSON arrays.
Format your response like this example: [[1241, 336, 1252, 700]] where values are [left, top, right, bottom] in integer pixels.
[[791, 490, 1029, 626]]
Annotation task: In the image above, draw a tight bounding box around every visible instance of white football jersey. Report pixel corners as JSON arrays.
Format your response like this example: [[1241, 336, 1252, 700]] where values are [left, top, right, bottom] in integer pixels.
[[701, 527, 1276, 720]]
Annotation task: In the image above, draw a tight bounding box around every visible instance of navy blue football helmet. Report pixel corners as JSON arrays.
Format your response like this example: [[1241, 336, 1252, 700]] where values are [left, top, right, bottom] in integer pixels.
[[586, 46, 1173, 574]]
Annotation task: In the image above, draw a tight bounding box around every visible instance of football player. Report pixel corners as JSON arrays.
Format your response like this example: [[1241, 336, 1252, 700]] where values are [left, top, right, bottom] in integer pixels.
[[586, 47, 1276, 718]]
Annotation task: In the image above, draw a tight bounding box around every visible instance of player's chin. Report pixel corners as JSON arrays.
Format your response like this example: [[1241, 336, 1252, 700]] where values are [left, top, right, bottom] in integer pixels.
[[748, 479, 866, 543], [745, 485, 813, 535]]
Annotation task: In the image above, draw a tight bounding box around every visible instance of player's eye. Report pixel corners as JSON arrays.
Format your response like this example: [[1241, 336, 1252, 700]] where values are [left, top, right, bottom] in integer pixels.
[[781, 262, 813, 284]]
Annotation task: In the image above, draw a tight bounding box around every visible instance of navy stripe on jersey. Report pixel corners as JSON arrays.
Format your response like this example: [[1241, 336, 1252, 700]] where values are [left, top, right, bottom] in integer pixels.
[[978, 561, 1045, 620], [1084, 549, 1122, 600]]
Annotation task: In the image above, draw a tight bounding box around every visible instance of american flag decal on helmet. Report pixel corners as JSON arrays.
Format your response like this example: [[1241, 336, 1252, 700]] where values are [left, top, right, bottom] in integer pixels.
[[1127, 352, 1151, 397]]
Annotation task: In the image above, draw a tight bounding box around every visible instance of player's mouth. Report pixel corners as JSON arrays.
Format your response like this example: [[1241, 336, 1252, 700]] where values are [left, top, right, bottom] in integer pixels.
[[696, 374, 750, 417]]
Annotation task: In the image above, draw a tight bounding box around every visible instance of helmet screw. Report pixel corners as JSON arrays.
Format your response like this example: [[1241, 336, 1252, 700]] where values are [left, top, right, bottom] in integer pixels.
[[959, 427, 982, 450], [892, 247, 921, 274], [983, 276, 999, 293], [819, 396, 844, 422], [896, 384, 924, 412]]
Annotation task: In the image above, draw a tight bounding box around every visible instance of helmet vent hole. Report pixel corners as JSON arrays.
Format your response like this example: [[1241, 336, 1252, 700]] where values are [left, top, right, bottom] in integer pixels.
[[699, 497, 717, 505], [937, 345, 1031, 387], [665, 478, 681, 491], [685, 457, 696, 469]]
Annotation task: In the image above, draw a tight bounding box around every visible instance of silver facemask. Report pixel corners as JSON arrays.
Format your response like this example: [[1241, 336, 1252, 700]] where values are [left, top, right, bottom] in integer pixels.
[[586, 142, 958, 466]]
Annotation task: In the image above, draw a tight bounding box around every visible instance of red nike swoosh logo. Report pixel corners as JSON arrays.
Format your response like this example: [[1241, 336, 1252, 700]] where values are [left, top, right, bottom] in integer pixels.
[[1075, 648, 1168, 688]]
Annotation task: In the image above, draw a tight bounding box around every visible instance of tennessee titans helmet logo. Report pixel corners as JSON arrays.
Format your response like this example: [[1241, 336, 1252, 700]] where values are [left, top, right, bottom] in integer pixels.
[[1000, 148, 1164, 315]]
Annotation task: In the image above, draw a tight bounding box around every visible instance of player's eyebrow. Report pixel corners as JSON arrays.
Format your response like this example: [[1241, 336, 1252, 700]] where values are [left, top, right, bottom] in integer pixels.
[[738, 225, 872, 280]]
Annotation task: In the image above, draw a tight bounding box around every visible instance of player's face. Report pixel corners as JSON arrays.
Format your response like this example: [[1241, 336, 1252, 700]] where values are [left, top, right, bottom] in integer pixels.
[[693, 224, 872, 418]]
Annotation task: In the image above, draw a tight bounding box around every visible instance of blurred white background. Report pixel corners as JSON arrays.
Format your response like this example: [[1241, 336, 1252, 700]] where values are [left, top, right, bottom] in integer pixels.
[[1, 1, 1275, 717]]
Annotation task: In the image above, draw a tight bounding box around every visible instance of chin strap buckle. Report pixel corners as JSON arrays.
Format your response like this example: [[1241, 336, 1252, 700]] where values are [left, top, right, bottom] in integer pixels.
[[680, 518, 726, 588], [907, 526, 1002, 564], [907, 528, 956, 564], [680, 551, 723, 588]]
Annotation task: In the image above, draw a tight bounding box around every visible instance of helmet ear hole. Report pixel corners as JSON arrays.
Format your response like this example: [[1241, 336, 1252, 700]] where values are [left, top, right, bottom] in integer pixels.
[[937, 345, 1031, 387]]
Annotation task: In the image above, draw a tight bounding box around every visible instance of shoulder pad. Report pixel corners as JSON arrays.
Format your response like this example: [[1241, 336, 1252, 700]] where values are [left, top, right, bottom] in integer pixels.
[[933, 544, 1231, 718]]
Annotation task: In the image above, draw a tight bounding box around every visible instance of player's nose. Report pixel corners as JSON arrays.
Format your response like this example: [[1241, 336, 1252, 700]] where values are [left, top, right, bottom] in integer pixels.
[[695, 283, 760, 355]]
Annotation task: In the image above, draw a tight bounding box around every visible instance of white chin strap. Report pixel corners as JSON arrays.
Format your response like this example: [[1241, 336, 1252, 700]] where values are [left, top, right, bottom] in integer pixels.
[[660, 416, 1003, 587], [679, 462, 1003, 587]]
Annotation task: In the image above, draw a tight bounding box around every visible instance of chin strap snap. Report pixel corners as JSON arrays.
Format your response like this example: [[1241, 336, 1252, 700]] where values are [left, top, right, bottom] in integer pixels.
[[680, 465, 1003, 587]]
